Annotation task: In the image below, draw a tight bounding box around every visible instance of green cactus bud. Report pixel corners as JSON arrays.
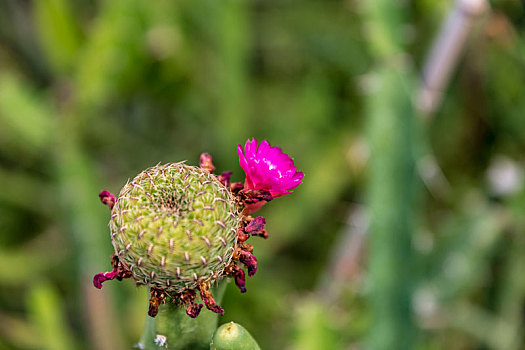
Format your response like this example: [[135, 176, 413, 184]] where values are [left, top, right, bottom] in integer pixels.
[[210, 322, 261, 350], [112, 162, 241, 293]]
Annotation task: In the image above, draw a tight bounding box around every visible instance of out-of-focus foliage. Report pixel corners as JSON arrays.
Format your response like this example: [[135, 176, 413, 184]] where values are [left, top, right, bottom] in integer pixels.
[[0, 0, 524, 349]]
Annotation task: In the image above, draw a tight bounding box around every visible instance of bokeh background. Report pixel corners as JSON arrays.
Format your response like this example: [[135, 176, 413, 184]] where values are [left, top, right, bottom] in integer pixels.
[[1, 0, 525, 349]]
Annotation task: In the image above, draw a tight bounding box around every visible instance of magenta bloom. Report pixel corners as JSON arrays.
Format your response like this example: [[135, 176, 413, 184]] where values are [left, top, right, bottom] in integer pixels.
[[238, 139, 304, 198]]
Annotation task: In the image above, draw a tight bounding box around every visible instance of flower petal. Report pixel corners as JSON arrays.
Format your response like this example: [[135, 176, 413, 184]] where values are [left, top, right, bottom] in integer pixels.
[[237, 139, 303, 204]]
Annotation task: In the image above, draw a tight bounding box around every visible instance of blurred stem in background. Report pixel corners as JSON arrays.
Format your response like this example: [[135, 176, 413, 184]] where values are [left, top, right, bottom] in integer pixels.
[[417, 0, 488, 118], [212, 0, 250, 154], [27, 281, 77, 350], [55, 112, 125, 350], [366, 67, 417, 349], [364, 1, 418, 349]]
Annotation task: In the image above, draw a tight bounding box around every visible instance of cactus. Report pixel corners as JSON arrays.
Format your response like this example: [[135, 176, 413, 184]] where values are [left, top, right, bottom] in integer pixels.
[[210, 322, 261, 350], [93, 139, 303, 348], [94, 160, 256, 318], [108, 162, 240, 316]]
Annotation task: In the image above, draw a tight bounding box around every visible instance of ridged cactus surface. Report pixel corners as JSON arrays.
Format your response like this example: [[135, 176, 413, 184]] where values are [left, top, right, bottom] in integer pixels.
[[111, 163, 240, 292]]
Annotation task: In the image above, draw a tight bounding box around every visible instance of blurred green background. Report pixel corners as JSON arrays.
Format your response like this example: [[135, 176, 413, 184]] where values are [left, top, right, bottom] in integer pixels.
[[1, 0, 525, 349]]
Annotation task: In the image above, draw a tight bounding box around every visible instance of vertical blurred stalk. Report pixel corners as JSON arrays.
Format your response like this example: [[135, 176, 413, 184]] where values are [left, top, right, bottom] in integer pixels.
[[367, 68, 417, 350], [417, 0, 488, 118], [495, 196, 525, 350], [32, 0, 126, 347], [54, 111, 125, 350], [27, 281, 77, 350], [213, 0, 249, 151], [364, 1, 417, 349]]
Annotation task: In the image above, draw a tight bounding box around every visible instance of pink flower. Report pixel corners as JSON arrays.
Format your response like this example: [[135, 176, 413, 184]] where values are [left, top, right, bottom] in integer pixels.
[[237, 139, 304, 198]]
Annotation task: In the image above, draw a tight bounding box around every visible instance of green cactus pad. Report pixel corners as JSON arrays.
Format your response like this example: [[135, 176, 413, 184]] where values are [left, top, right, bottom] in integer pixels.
[[110, 162, 241, 292], [210, 322, 261, 350]]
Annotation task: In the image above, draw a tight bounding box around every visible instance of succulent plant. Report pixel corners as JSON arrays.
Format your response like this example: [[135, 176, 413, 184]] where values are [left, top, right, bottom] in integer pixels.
[[94, 139, 303, 320], [210, 322, 261, 350]]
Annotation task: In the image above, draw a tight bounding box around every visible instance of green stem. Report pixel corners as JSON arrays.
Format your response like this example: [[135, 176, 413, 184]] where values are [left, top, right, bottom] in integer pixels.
[[138, 279, 229, 350], [367, 67, 417, 350], [364, 1, 418, 349]]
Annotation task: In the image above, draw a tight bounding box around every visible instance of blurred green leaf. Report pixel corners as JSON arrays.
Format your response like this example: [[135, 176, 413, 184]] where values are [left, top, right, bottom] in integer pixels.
[[74, 0, 149, 111], [289, 298, 341, 350], [27, 281, 77, 350], [0, 167, 54, 216], [0, 74, 54, 155], [0, 232, 66, 286], [34, 0, 82, 74], [0, 313, 40, 349], [428, 198, 507, 301]]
